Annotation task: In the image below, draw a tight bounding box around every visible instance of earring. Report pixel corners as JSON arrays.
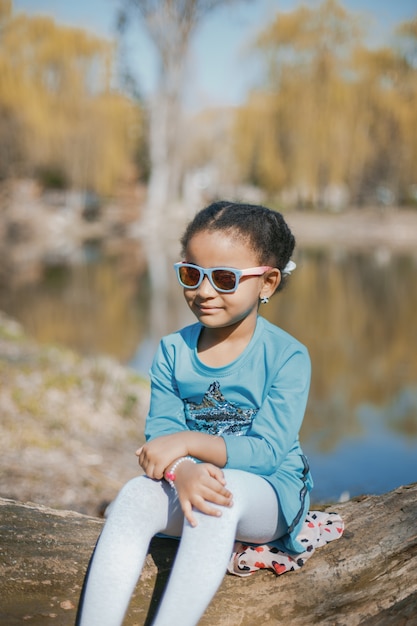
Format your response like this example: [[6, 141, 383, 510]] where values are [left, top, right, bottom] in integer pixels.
[[260, 296, 269, 304]]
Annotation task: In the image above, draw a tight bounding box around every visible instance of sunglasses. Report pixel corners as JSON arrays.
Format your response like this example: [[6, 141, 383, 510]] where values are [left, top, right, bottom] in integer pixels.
[[174, 262, 273, 293]]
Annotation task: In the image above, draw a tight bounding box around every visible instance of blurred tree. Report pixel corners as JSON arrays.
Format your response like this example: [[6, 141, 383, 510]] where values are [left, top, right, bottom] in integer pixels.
[[0, 4, 141, 193], [397, 15, 417, 66], [349, 47, 405, 204], [0, 0, 10, 22], [233, 0, 361, 207], [395, 16, 417, 203], [118, 0, 240, 224], [342, 15, 417, 205], [232, 0, 417, 208]]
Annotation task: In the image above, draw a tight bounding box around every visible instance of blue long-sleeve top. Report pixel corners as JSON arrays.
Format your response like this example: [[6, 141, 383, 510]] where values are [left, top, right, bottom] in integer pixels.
[[145, 315, 313, 554]]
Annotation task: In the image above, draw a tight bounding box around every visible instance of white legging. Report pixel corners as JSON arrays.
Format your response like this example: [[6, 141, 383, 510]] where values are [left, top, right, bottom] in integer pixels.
[[76, 469, 286, 626]]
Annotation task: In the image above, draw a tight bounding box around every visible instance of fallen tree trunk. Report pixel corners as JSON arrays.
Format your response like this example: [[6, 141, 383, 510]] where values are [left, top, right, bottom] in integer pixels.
[[1, 483, 417, 626]]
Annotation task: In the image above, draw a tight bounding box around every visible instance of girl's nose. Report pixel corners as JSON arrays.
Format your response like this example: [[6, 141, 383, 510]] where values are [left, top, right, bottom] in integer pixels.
[[197, 275, 217, 296]]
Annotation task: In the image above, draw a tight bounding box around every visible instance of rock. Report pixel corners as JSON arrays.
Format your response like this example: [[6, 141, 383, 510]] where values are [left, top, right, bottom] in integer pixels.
[[1, 483, 417, 625]]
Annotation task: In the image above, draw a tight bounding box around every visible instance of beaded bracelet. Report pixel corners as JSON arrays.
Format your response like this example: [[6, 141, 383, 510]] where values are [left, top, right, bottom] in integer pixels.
[[165, 456, 196, 490]]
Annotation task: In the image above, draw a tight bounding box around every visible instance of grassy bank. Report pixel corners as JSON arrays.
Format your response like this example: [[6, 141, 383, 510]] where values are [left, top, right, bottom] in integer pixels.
[[0, 312, 149, 516]]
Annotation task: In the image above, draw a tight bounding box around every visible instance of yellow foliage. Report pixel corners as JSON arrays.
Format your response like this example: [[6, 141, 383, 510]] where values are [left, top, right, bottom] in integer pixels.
[[397, 15, 417, 41], [233, 0, 417, 205], [256, 0, 360, 53], [0, 0, 11, 21], [0, 6, 142, 193], [233, 93, 286, 191]]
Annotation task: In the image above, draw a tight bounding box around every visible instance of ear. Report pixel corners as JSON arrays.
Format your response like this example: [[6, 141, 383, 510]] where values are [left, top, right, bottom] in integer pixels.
[[260, 268, 281, 299]]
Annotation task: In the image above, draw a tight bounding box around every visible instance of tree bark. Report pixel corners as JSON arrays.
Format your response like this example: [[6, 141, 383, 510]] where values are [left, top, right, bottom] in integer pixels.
[[126, 0, 229, 222], [1, 483, 416, 625]]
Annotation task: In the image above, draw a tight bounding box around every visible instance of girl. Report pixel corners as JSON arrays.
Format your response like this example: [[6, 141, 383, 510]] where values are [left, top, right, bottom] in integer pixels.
[[76, 201, 313, 626]]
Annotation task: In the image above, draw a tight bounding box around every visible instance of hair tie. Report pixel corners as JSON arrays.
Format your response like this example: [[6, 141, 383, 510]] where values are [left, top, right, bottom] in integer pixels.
[[282, 260, 296, 276]]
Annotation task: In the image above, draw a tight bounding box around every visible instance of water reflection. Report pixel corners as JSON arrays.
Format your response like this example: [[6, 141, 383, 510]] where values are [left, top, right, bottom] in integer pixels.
[[276, 250, 417, 450], [1, 245, 416, 501], [0, 258, 150, 362]]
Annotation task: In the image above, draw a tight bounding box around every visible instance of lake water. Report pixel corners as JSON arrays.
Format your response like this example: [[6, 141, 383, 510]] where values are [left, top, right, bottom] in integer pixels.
[[2, 243, 417, 504]]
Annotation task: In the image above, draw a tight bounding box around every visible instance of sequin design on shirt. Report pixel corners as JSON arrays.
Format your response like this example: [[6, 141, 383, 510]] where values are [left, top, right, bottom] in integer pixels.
[[184, 381, 258, 436]]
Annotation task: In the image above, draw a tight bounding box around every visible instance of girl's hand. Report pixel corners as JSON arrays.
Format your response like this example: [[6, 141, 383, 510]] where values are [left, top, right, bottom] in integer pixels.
[[136, 433, 188, 479], [173, 461, 233, 527]]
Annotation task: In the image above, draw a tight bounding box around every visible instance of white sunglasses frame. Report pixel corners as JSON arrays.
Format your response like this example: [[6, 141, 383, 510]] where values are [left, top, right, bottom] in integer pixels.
[[174, 262, 273, 293]]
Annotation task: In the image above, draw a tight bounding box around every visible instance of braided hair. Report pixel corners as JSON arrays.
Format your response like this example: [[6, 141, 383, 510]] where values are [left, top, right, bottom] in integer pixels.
[[180, 201, 295, 292]]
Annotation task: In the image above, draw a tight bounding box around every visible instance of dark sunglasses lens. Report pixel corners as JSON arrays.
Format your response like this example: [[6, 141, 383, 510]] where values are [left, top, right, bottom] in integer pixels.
[[212, 270, 237, 291], [179, 266, 201, 287]]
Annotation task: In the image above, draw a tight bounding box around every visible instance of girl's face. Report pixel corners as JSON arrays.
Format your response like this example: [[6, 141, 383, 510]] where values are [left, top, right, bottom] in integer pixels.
[[182, 230, 279, 334]]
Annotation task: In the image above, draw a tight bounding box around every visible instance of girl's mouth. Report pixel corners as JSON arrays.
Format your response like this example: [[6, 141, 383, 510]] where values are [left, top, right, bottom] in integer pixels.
[[195, 303, 221, 314]]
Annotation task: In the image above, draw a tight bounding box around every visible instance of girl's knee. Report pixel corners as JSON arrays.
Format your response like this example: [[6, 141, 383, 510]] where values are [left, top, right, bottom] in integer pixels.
[[115, 475, 146, 501], [109, 475, 165, 516]]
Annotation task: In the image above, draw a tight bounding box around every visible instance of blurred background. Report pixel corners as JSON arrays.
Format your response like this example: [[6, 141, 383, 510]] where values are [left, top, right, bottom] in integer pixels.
[[1, 0, 417, 511]]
